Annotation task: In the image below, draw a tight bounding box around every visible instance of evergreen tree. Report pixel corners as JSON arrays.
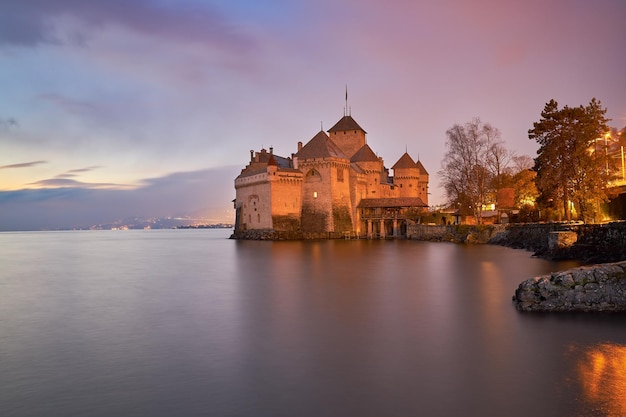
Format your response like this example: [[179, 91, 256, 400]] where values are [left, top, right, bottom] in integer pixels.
[[528, 98, 611, 221]]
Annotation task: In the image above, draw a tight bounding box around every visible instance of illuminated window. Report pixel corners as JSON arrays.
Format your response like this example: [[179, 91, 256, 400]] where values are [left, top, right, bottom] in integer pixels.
[[313, 191, 318, 198]]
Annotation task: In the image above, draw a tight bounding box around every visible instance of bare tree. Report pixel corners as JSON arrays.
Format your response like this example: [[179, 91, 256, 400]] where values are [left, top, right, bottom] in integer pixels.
[[511, 155, 534, 174], [486, 139, 513, 190], [439, 118, 502, 224]]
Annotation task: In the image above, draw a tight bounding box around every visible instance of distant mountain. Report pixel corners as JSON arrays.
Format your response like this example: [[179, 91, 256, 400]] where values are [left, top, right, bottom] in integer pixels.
[[0, 166, 238, 231]]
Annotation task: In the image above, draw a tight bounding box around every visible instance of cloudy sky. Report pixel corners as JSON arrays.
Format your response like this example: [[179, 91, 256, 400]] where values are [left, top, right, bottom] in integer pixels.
[[1, 0, 625, 230]]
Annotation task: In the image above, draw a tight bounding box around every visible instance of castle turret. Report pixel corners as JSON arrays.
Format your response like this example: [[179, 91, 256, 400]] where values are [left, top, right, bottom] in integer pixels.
[[392, 152, 419, 198], [327, 115, 367, 159]]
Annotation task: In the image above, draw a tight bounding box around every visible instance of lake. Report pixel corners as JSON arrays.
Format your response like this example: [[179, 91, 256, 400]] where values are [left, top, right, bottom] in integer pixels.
[[1, 229, 625, 416]]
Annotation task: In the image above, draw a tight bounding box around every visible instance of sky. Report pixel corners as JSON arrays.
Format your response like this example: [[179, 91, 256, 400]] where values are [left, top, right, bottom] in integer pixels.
[[1, 0, 625, 230]]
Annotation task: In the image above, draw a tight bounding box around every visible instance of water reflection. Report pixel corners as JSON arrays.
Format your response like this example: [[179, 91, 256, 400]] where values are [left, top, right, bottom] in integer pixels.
[[572, 343, 626, 416]]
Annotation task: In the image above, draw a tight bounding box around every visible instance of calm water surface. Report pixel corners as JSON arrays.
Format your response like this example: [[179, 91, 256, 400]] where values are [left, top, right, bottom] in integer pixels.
[[1, 229, 625, 417]]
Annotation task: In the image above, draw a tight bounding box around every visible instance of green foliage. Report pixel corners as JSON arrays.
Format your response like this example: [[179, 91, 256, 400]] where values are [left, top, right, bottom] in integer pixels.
[[512, 169, 539, 208], [515, 204, 539, 223], [419, 212, 453, 225], [529, 98, 611, 222], [405, 207, 425, 220]]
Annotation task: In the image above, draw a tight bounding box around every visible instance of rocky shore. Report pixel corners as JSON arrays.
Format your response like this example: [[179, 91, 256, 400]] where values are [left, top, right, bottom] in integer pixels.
[[513, 261, 626, 312]]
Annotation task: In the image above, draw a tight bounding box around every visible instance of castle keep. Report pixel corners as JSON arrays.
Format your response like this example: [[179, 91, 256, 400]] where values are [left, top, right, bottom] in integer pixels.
[[233, 112, 429, 239]]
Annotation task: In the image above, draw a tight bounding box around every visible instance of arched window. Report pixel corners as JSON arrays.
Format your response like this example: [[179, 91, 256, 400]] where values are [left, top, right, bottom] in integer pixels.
[[306, 169, 322, 183]]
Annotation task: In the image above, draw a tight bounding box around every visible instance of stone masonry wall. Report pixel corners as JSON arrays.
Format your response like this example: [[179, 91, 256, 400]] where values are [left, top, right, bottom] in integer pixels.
[[490, 221, 626, 263], [407, 224, 507, 244]]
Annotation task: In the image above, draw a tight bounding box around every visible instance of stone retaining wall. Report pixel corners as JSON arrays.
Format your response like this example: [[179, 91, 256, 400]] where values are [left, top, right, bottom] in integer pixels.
[[490, 221, 626, 263], [407, 224, 506, 243], [513, 261, 626, 312]]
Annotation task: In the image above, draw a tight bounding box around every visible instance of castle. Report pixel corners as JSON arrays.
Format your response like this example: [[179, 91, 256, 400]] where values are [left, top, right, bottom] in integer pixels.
[[233, 110, 429, 239]]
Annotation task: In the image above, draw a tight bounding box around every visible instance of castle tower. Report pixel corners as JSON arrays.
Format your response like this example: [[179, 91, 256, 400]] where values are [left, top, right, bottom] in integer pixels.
[[327, 115, 367, 159], [390, 152, 429, 204], [351, 144, 384, 198], [415, 159, 429, 205], [296, 130, 353, 234], [392, 152, 419, 198]]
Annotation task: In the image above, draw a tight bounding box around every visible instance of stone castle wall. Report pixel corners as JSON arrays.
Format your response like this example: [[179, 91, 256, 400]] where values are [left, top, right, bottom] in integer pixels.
[[269, 173, 302, 221], [234, 173, 273, 230]]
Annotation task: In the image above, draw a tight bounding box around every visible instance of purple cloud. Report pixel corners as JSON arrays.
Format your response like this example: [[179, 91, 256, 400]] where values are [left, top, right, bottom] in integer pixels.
[[0, 117, 19, 130], [66, 166, 102, 173], [0, 0, 255, 52], [0, 160, 47, 169], [28, 177, 127, 189], [37, 93, 98, 114]]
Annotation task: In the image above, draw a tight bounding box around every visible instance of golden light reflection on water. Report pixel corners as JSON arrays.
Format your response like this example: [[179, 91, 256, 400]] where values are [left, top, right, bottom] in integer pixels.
[[573, 343, 626, 416]]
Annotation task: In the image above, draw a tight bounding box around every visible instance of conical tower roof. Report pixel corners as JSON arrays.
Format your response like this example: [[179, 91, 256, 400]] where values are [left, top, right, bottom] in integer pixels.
[[295, 131, 348, 160], [350, 144, 379, 163], [392, 152, 416, 170], [415, 159, 429, 175], [327, 115, 367, 134]]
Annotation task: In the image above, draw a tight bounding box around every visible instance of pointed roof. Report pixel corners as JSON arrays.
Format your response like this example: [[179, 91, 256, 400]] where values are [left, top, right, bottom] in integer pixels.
[[295, 131, 348, 160], [350, 144, 379, 163], [327, 115, 367, 134], [415, 159, 429, 175], [267, 153, 277, 166], [392, 152, 416, 170]]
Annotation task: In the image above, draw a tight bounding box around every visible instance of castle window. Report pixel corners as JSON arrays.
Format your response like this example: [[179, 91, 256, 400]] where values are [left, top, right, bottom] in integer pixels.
[[313, 191, 318, 199], [257, 214, 260, 222]]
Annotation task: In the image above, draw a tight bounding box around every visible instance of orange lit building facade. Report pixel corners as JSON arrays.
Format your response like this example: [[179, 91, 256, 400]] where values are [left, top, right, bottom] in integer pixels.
[[233, 113, 429, 238]]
